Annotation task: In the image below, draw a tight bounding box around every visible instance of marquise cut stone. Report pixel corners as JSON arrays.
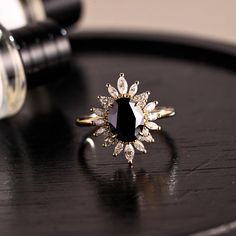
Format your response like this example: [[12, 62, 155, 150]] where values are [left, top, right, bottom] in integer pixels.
[[108, 98, 144, 142]]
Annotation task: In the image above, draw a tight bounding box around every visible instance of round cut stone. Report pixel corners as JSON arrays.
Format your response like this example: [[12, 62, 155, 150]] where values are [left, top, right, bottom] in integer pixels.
[[108, 98, 144, 142]]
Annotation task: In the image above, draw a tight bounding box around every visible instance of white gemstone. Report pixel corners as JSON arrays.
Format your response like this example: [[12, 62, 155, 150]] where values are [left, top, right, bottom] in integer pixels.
[[124, 144, 135, 162], [113, 142, 124, 156], [145, 134, 155, 142], [94, 127, 106, 136], [129, 82, 138, 96], [117, 76, 128, 94], [103, 136, 115, 147], [133, 92, 150, 108], [147, 112, 159, 121], [145, 121, 161, 130], [138, 133, 155, 143], [93, 119, 105, 126], [107, 85, 119, 98], [133, 92, 149, 102], [144, 101, 157, 112], [98, 96, 114, 108], [93, 108, 104, 117], [134, 140, 146, 153], [142, 127, 150, 136]]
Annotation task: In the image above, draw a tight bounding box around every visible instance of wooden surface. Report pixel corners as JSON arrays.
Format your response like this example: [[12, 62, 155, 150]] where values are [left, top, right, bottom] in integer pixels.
[[0, 32, 236, 236]]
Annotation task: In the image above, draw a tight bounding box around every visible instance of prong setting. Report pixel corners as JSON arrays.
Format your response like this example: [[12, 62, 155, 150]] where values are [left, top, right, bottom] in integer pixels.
[[84, 73, 168, 164]]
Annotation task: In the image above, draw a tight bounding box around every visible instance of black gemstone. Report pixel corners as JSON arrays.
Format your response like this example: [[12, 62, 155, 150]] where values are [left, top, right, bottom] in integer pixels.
[[108, 98, 144, 142]]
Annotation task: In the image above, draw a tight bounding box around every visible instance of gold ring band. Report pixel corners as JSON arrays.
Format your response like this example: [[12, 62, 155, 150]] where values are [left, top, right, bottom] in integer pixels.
[[76, 106, 175, 127], [75, 73, 175, 165]]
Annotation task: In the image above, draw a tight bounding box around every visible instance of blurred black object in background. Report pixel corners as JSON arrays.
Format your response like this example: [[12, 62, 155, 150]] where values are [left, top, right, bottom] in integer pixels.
[[11, 20, 71, 87], [0, 20, 71, 119], [42, 0, 82, 28]]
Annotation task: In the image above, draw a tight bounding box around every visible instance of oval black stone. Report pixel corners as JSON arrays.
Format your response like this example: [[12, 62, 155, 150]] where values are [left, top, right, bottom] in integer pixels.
[[108, 98, 144, 142]]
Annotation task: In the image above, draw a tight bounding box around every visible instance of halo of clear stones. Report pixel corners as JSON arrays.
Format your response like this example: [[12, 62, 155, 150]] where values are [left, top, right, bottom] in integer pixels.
[[92, 73, 162, 164]]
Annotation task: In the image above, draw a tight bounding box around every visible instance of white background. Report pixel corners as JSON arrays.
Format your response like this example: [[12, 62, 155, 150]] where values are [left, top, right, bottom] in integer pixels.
[[78, 0, 236, 44]]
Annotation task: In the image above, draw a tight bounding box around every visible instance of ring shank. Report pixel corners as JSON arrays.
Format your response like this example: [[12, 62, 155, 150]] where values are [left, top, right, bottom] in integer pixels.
[[76, 114, 100, 126], [155, 106, 175, 119], [76, 106, 175, 126]]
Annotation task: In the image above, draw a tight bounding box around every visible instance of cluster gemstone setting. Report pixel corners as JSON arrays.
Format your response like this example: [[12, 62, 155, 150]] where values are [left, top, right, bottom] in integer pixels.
[[92, 73, 161, 164]]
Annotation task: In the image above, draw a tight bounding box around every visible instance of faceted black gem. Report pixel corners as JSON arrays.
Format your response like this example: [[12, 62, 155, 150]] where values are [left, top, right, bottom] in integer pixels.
[[108, 98, 144, 142]]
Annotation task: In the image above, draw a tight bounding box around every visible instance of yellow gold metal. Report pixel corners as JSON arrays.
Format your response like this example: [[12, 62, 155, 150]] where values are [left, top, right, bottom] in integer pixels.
[[76, 106, 175, 127], [76, 114, 102, 126], [75, 73, 175, 164], [155, 107, 175, 119]]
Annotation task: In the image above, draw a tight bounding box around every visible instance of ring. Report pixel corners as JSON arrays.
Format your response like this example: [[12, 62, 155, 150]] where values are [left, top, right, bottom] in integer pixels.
[[76, 73, 175, 165]]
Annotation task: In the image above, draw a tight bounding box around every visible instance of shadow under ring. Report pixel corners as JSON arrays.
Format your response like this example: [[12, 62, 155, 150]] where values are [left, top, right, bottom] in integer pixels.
[[76, 130, 179, 217], [77, 129, 178, 172]]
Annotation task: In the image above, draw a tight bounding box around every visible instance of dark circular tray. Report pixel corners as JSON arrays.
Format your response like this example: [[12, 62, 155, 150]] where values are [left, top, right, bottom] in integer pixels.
[[1, 32, 236, 236]]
